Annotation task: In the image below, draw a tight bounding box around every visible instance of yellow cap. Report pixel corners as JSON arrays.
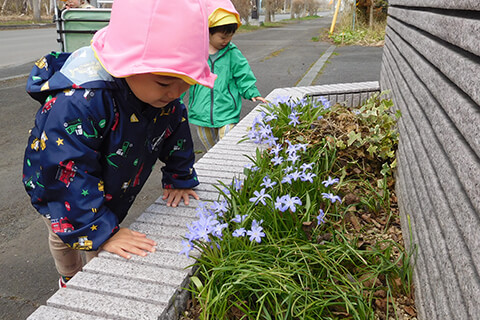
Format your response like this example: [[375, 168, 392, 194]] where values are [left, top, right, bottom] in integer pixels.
[[208, 8, 241, 28]]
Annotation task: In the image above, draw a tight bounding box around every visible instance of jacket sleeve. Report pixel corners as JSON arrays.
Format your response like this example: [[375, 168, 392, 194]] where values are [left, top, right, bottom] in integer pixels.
[[230, 48, 261, 100], [25, 90, 119, 251], [158, 102, 199, 189]]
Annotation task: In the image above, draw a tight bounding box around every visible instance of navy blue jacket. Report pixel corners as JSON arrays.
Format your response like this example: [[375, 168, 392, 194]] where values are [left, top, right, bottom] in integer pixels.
[[22, 47, 199, 250]]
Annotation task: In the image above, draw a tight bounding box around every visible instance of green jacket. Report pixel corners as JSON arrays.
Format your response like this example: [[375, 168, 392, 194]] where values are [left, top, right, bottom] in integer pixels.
[[186, 42, 261, 128]]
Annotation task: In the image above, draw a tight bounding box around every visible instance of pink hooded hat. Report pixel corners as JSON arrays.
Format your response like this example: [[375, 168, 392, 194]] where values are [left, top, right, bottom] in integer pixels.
[[206, 0, 242, 28], [91, 0, 216, 88]]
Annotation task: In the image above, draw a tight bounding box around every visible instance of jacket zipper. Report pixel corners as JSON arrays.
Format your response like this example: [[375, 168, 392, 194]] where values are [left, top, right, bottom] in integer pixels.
[[209, 47, 230, 126]]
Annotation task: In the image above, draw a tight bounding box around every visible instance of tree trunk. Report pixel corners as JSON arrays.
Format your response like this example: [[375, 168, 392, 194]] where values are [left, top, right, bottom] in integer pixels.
[[33, 0, 41, 22], [1, 0, 9, 14], [21, 0, 29, 14], [265, 0, 271, 22], [369, 0, 373, 28]]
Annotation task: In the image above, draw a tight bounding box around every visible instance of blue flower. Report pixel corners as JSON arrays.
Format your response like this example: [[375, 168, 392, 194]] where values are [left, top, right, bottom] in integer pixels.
[[271, 155, 284, 166], [210, 200, 228, 216], [244, 164, 260, 172], [300, 162, 314, 171], [264, 135, 279, 146], [281, 194, 302, 212], [247, 223, 265, 243], [232, 178, 243, 192], [281, 175, 292, 184], [285, 140, 297, 155], [261, 175, 277, 189], [212, 222, 229, 238], [296, 143, 308, 152], [275, 196, 285, 211], [221, 186, 231, 195], [301, 172, 317, 183], [275, 194, 302, 212], [259, 124, 273, 139], [272, 95, 291, 105], [289, 170, 302, 181], [288, 113, 300, 127], [322, 176, 340, 187], [321, 192, 342, 203], [179, 240, 194, 257], [318, 96, 331, 109], [249, 188, 272, 205], [247, 128, 261, 143], [264, 114, 277, 122], [283, 166, 293, 174], [270, 144, 283, 156], [231, 214, 248, 223], [232, 228, 246, 237], [317, 209, 326, 225], [287, 153, 300, 164]]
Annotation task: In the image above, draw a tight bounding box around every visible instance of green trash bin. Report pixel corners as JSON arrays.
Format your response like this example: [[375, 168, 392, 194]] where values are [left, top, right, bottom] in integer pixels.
[[58, 8, 111, 52]]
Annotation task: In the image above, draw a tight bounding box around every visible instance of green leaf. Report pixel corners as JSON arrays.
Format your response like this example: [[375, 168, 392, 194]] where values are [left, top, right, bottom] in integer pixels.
[[190, 276, 204, 291], [367, 144, 377, 156], [347, 131, 362, 146], [305, 192, 311, 213]]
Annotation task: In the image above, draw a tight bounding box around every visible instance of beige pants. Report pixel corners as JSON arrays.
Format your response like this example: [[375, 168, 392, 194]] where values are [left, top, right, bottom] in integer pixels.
[[43, 217, 98, 277], [196, 123, 236, 150]]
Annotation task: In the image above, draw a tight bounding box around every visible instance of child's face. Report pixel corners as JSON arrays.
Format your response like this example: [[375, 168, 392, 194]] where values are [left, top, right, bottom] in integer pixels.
[[125, 74, 190, 108], [209, 32, 234, 51]]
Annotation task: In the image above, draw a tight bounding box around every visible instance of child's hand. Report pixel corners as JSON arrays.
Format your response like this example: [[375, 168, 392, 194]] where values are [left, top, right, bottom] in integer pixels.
[[101, 228, 157, 260], [251, 96, 267, 103], [162, 188, 199, 207]]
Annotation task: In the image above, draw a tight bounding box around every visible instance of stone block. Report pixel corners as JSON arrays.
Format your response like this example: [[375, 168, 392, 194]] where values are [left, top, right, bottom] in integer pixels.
[[144, 203, 197, 218], [47, 288, 165, 320], [389, 0, 480, 10], [82, 257, 190, 287], [388, 6, 480, 60], [67, 272, 176, 305], [27, 305, 109, 320], [135, 211, 196, 228]]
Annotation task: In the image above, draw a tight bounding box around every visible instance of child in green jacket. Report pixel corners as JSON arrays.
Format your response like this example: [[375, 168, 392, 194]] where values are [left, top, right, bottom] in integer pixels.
[[185, 0, 267, 150]]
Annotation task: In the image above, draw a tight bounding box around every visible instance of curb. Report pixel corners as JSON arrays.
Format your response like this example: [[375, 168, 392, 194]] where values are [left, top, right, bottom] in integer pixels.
[[0, 23, 55, 30]]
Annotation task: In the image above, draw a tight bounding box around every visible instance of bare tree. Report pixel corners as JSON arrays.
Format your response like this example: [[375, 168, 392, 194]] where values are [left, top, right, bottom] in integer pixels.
[[232, 0, 251, 25], [33, 0, 41, 21], [305, 0, 319, 16], [291, 0, 304, 18], [1, 0, 9, 14]]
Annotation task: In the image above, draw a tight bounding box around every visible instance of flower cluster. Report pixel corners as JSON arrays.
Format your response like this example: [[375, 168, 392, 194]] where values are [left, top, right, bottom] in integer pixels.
[[180, 186, 267, 257], [181, 96, 343, 257]]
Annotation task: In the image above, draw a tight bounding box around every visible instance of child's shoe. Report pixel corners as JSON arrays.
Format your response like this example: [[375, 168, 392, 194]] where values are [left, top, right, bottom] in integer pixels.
[[58, 275, 71, 288]]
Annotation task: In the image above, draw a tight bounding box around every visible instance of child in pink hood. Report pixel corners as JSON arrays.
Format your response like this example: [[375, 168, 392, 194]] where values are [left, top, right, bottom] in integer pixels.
[[23, 0, 216, 287]]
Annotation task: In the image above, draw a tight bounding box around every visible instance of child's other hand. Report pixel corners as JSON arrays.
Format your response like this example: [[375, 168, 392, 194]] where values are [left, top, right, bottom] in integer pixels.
[[251, 96, 267, 103], [101, 228, 156, 260], [162, 188, 199, 207]]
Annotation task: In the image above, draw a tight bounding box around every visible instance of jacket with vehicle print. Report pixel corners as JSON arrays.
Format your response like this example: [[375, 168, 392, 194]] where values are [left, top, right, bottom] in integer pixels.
[[186, 42, 260, 128], [23, 47, 199, 251]]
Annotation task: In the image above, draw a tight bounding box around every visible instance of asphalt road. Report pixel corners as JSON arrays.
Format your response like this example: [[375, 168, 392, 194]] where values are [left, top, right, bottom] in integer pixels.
[[0, 16, 383, 319]]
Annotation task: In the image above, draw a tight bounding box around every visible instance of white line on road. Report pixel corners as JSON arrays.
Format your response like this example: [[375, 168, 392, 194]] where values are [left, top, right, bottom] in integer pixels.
[[296, 45, 336, 87]]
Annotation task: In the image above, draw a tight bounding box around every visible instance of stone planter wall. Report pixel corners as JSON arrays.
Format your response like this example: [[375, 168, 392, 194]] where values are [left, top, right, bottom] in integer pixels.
[[379, 1, 480, 319]]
